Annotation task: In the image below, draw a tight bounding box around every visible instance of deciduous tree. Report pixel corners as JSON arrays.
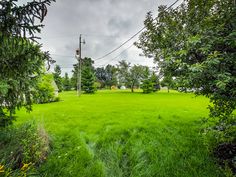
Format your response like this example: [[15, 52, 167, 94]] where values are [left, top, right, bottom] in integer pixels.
[[104, 65, 118, 89], [118, 60, 149, 92], [95, 67, 106, 88], [136, 0, 236, 120]]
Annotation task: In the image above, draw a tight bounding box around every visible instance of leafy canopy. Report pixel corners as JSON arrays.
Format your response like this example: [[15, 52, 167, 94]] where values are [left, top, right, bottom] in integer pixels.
[[136, 0, 236, 120], [117, 60, 150, 92]]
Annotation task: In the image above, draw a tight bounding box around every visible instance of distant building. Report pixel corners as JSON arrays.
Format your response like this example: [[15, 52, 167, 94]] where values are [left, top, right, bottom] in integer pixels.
[[120, 86, 126, 90]]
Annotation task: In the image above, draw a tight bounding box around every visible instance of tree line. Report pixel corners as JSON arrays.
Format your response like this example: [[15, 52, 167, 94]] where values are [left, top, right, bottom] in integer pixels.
[[53, 58, 167, 94]]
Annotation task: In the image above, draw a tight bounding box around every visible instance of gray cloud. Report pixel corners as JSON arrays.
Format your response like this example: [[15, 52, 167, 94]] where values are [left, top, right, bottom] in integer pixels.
[[18, 0, 182, 75]]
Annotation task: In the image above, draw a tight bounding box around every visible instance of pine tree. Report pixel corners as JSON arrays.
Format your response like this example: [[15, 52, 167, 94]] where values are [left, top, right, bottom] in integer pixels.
[[0, 0, 54, 126], [82, 66, 96, 94], [53, 65, 63, 92], [63, 73, 71, 91]]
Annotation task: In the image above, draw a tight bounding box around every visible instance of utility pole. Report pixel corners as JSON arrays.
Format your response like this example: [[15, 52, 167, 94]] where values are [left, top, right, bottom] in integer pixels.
[[75, 34, 85, 96]]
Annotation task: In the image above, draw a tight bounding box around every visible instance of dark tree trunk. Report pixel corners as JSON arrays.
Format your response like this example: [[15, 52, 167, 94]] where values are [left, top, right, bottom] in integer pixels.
[[131, 84, 134, 92]]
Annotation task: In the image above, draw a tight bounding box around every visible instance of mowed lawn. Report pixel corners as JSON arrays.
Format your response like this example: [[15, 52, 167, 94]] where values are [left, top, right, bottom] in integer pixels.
[[16, 90, 223, 177]]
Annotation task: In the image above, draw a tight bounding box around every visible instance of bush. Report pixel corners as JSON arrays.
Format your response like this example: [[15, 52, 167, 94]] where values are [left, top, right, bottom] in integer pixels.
[[0, 111, 15, 128], [0, 121, 50, 176], [94, 82, 102, 90], [33, 74, 59, 104], [203, 114, 236, 175], [111, 85, 117, 90]]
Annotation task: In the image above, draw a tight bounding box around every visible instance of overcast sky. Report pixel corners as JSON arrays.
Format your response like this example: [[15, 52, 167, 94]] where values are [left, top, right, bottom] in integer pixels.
[[19, 0, 182, 76]]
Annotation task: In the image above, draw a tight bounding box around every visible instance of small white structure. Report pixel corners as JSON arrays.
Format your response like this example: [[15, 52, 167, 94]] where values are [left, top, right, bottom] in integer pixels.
[[120, 86, 126, 90]]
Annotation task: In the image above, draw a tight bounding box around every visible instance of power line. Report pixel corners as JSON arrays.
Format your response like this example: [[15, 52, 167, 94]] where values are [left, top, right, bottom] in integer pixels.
[[94, 0, 180, 61], [96, 43, 134, 66], [94, 27, 145, 61], [166, 0, 180, 10], [109, 44, 134, 61], [50, 0, 181, 65]]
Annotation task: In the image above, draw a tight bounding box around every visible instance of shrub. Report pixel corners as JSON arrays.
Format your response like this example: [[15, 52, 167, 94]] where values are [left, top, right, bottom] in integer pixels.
[[94, 82, 102, 90], [111, 85, 117, 90], [0, 121, 50, 176], [203, 114, 236, 175], [33, 74, 59, 104]]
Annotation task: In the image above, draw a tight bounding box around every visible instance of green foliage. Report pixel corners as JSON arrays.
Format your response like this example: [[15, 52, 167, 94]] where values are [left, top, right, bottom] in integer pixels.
[[81, 57, 96, 94], [71, 57, 97, 93], [0, 37, 48, 126], [141, 79, 154, 93], [104, 65, 118, 89], [82, 67, 96, 94], [95, 65, 118, 89], [0, 121, 50, 176], [0, 0, 54, 126], [62, 72, 72, 91], [118, 60, 150, 92], [136, 0, 236, 142], [142, 72, 160, 94], [33, 74, 58, 104], [117, 60, 130, 87], [53, 65, 63, 92], [150, 72, 161, 92], [160, 75, 175, 92], [94, 81, 102, 90], [71, 64, 78, 90], [95, 67, 107, 88], [204, 115, 236, 145]]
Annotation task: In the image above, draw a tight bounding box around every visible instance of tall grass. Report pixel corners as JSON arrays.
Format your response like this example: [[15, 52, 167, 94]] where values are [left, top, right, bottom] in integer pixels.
[[13, 90, 225, 176]]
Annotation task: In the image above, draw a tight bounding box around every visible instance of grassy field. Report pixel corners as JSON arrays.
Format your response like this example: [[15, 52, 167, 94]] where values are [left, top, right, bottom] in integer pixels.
[[15, 90, 223, 177]]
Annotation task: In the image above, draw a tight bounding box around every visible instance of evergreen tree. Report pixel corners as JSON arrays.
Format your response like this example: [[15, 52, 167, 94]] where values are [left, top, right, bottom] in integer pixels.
[[141, 71, 160, 93], [0, 0, 54, 126], [71, 57, 96, 93], [53, 65, 63, 92], [71, 63, 78, 90], [82, 66, 96, 94], [63, 72, 71, 91], [81, 57, 96, 93], [141, 79, 154, 94], [150, 72, 160, 92]]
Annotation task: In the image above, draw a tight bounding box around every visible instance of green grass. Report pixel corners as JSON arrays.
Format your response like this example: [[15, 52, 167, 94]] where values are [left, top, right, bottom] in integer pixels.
[[15, 90, 224, 177]]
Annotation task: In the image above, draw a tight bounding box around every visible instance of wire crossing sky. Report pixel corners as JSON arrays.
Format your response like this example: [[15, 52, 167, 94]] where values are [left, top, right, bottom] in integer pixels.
[[19, 0, 183, 75]]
